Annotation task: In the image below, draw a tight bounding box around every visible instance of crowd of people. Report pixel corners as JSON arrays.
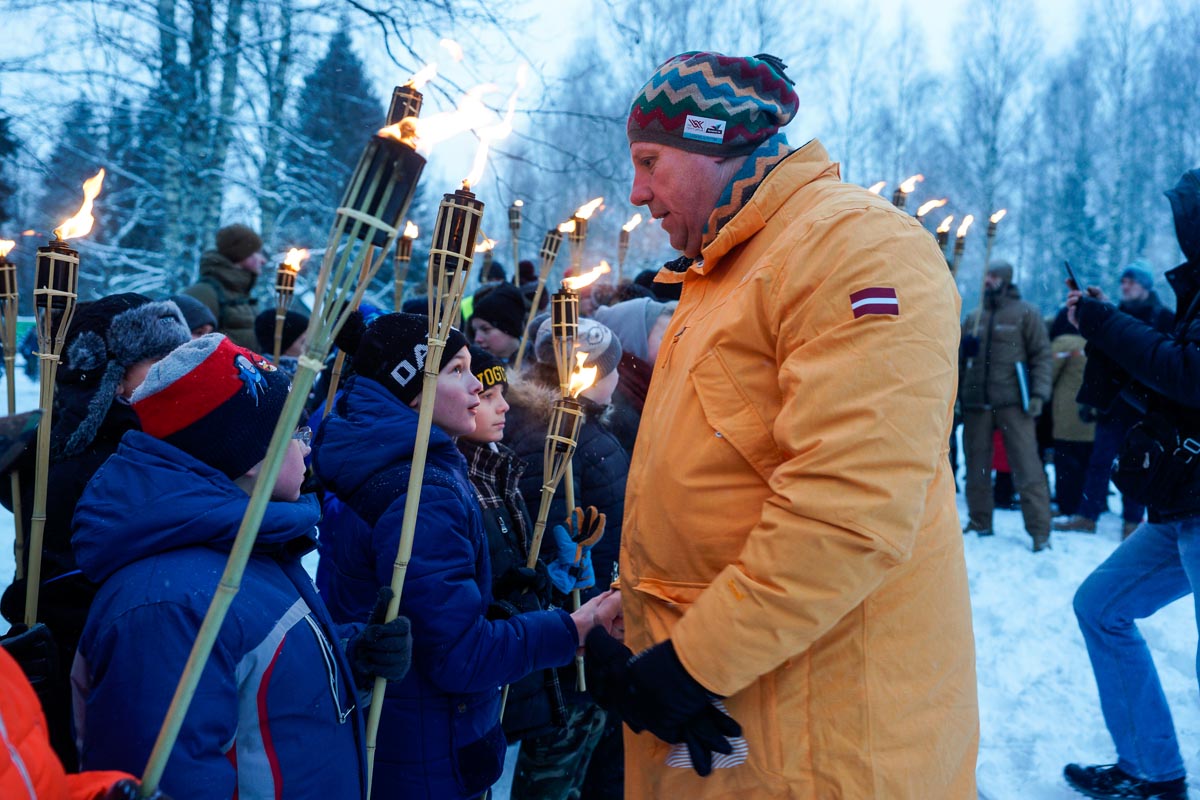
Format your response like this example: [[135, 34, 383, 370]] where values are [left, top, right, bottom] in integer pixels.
[[0, 48, 1196, 800]]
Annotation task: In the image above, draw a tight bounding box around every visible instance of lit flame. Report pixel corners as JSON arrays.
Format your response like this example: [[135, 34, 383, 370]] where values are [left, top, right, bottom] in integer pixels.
[[403, 221, 419, 239], [476, 238, 497, 254], [568, 351, 598, 398], [0, 240, 13, 258], [21, 230, 36, 236], [917, 198, 948, 217], [563, 261, 611, 291], [406, 63, 437, 90], [558, 220, 576, 234], [990, 209, 1008, 224], [464, 65, 528, 189], [867, 181, 887, 195], [512, 199, 524, 208], [899, 174, 924, 193], [55, 168, 105, 240], [937, 215, 955, 234], [956, 215, 975, 238], [574, 197, 604, 220], [440, 39, 464, 62], [622, 213, 643, 233], [283, 248, 309, 272], [394, 83, 496, 156]]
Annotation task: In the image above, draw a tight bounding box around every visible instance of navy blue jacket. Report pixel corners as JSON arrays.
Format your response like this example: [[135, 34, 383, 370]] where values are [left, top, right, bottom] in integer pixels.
[[312, 376, 578, 799], [71, 431, 367, 800]]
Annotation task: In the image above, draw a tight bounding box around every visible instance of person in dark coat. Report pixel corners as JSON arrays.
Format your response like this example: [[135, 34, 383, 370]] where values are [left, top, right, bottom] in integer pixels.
[[1063, 168, 1200, 800], [72, 334, 409, 800], [0, 294, 191, 770], [592, 298, 676, 455], [312, 313, 615, 800], [184, 224, 265, 349], [1056, 261, 1175, 536]]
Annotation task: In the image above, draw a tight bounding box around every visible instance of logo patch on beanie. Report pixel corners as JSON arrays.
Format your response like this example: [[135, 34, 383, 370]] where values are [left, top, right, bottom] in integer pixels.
[[234, 353, 269, 405], [683, 115, 726, 144], [389, 344, 428, 388]]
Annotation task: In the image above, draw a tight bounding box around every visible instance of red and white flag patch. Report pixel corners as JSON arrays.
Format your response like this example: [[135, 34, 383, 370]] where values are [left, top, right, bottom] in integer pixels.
[[850, 287, 899, 318]]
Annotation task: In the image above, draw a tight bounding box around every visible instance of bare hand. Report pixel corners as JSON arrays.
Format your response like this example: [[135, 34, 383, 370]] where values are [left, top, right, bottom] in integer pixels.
[[570, 589, 620, 647], [595, 590, 623, 642]]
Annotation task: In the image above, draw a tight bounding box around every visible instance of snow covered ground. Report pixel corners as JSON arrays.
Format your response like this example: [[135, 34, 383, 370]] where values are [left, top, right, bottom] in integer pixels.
[[0, 368, 1196, 798]]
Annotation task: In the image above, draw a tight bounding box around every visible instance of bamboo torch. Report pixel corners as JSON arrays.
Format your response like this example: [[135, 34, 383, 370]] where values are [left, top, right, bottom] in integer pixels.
[[954, 215, 975, 286], [617, 213, 642, 285], [916, 198, 948, 227], [139, 118, 426, 798], [393, 221, 418, 310], [938, 215, 956, 270], [512, 226, 566, 371], [568, 197, 604, 274], [508, 200, 523, 285], [0, 240, 25, 580], [867, 181, 887, 196], [891, 174, 923, 211], [24, 170, 99, 625], [983, 209, 1007, 275], [272, 248, 308, 364]]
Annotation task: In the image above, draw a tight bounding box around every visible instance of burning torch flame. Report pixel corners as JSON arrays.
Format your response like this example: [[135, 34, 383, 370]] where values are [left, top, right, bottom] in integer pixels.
[[867, 181, 887, 195], [956, 215, 975, 239], [558, 220, 576, 234], [568, 351, 598, 398], [55, 168, 105, 241], [381, 83, 495, 154], [0, 240, 13, 258], [440, 39, 464, 62], [990, 209, 1008, 224], [899, 174, 924, 194], [476, 238, 497, 253], [403, 221, 419, 239], [917, 198, 948, 218], [937, 215, 955, 234], [406, 63, 438, 90], [283, 248, 309, 272], [622, 213, 643, 233], [464, 65, 528, 189], [513, 199, 524, 208], [563, 261, 611, 291], [575, 197, 604, 220]]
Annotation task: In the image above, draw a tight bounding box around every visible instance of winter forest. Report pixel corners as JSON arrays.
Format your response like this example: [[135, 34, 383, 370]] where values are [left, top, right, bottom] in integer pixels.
[[0, 0, 1197, 316]]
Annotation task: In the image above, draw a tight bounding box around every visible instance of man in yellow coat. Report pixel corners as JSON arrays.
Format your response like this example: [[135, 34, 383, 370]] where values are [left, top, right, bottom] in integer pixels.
[[583, 52, 979, 798]]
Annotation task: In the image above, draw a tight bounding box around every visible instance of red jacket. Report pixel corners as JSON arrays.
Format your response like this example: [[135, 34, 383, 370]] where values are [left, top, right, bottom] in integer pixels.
[[0, 646, 131, 799]]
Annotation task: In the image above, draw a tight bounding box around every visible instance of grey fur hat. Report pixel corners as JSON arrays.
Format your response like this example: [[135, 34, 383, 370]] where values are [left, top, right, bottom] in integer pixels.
[[58, 294, 191, 457]]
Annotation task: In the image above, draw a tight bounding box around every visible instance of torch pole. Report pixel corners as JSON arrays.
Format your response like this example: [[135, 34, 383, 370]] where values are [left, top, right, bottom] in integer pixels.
[[513, 229, 563, 371], [0, 257, 24, 580], [140, 130, 426, 797], [364, 188, 483, 795], [323, 247, 375, 417]]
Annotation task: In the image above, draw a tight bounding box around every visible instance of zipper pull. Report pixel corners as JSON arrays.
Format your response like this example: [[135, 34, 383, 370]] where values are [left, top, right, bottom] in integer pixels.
[[663, 326, 687, 367]]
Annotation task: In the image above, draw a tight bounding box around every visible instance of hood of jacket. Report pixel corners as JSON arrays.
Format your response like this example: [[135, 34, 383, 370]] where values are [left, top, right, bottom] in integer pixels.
[[73, 430, 320, 583], [199, 249, 258, 296], [313, 375, 463, 502], [1166, 168, 1200, 264]]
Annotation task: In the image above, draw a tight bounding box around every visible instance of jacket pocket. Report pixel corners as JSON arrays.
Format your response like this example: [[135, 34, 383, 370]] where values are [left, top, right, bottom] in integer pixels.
[[449, 690, 506, 797], [690, 348, 782, 482]]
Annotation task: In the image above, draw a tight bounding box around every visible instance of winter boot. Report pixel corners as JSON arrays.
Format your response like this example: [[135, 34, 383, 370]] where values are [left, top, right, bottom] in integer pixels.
[[1033, 535, 1051, 553], [963, 523, 994, 536], [1064, 763, 1187, 800], [1054, 515, 1097, 533]]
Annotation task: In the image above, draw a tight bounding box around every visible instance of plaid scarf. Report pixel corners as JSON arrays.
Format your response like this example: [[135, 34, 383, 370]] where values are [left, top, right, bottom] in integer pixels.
[[460, 439, 530, 556]]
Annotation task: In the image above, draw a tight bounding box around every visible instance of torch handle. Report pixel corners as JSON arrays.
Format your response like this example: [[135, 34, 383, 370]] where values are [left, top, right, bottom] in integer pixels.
[[513, 281, 547, 372], [511, 239, 520, 286], [322, 351, 347, 419], [394, 253, 412, 312], [4, 352, 23, 581], [272, 312, 286, 366], [365, 361, 443, 795], [23, 354, 60, 626]]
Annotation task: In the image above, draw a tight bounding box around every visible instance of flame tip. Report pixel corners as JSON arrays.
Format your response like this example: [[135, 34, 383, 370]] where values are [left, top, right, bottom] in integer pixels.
[[990, 209, 1008, 223], [54, 168, 105, 241], [403, 220, 419, 239], [0, 239, 14, 258], [956, 215, 975, 237], [574, 197, 604, 220]]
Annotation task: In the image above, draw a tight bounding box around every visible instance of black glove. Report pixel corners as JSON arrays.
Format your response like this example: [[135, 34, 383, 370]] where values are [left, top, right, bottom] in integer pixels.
[[584, 629, 741, 776], [347, 587, 412, 688], [102, 778, 172, 799], [961, 334, 980, 359], [0, 622, 60, 695], [493, 563, 551, 603]]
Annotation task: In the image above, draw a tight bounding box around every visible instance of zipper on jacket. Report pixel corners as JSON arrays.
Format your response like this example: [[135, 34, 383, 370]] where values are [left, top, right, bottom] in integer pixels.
[[0, 707, 36, 798], [663, 326, 688, 368], [304, 615, 355, 724]]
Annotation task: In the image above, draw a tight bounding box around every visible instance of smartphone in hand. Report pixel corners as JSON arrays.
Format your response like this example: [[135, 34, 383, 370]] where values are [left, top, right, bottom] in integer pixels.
[[1063, 260, 1080, 291]]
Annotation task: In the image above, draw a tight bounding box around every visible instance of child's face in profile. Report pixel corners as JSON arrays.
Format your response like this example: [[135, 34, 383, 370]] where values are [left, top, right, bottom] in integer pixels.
[[421, 347, 483, 437]]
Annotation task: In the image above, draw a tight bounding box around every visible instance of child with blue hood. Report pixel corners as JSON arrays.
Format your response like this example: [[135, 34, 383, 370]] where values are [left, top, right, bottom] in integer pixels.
[[71, 334, 411, 800]]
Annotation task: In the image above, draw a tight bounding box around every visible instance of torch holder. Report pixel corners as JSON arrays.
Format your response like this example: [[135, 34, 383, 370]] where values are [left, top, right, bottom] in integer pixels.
[[618, 230, 630, 284], [394, 235, 414, 310], [342, 135, 426, 248], [892, 189, 906, 210], [387, 85, 423, 126], [508, 203, 522, 284], [426, 189, 484, 325], [569, 215, 588, 272], [273, 267, 297, 364], [512, 229, 564, 371], [526, 398, 585, 568], [551, 290, 579, 395], [0, 255, 22, 579], [951, 238, 966, 280]]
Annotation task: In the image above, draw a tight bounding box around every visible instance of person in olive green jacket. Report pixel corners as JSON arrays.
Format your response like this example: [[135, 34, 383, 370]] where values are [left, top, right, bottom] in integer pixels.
[[184, 224, 265, 350], [960, 261, 1054, 550], [1048, 306, 1095, 517]]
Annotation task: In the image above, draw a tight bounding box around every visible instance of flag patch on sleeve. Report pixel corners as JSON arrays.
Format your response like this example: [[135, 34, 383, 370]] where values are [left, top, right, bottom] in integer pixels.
[[850, 287, 899, 318]]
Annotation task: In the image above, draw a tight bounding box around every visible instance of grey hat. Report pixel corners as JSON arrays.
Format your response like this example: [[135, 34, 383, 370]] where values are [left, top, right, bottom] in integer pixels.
[[592, 298, 676, 362], [534, 316, 622, 381]]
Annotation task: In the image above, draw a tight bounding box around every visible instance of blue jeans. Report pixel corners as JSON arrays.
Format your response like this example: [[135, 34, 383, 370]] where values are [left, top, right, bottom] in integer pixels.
[[1073, 518, 1200, 782], [1078, 417, 1146, 523]]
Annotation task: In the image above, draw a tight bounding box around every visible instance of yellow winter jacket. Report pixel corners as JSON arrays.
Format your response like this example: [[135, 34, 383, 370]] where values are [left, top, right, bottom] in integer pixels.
[[620, 140, 979, 799]]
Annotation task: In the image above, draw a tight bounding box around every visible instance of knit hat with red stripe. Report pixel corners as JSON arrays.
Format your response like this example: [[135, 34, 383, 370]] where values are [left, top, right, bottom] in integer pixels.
[[131, 334, 290, 478], [627, 52, 798, 157]]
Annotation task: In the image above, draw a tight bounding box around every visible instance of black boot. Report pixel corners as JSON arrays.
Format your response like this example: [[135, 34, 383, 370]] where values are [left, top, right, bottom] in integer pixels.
[[1064, 763, 1187, 799]]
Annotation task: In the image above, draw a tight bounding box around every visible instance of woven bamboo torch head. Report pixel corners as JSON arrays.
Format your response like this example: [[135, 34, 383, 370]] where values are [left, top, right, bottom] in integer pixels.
[[426, 189, 484, 327]]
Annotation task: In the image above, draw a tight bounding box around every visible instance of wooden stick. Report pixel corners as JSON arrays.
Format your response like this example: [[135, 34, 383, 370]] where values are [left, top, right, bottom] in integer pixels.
[[23, 351, 58, 626], [4, 335, 24, 581], [322, 246, 375, 417], [272, 311, 286, 365]]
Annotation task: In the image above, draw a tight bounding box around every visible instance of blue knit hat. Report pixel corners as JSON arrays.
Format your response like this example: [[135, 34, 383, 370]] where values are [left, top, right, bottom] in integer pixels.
[[1120, 261, 1154, 290]]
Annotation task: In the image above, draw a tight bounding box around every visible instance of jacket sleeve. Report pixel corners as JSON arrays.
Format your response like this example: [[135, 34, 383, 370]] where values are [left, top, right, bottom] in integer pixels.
[[670, 212, 960, 697], [374, 484, 577, 695], [1025, 307, 1054, 401], [76, 602, 238, 800], [1078, 297, 1200, 408]]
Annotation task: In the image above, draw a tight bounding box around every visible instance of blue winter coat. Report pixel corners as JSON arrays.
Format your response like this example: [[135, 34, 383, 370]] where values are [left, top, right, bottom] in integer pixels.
[[312, 375, 578, 800], [71, 431, 367, 800]]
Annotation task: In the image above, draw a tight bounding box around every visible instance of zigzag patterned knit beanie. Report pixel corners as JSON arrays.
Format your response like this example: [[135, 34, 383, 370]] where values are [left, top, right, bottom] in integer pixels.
[[627, 52, 799, 157]]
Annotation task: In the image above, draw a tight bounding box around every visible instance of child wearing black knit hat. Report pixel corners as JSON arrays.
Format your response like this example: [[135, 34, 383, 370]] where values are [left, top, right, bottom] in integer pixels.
[[471, 282, 527, 362]]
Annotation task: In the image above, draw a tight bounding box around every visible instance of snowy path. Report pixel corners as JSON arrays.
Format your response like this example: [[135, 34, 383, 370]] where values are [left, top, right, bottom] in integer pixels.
[[0, 369, 1196, 797]]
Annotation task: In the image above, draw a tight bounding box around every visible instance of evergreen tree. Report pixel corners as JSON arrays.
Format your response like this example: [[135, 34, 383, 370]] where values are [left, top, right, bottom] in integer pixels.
[[0, 112, 19, 228]]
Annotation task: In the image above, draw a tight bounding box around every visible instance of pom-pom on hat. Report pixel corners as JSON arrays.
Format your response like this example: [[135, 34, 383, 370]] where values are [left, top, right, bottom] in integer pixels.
[[131, 334, 290, 478], [215, 224, 263, 264], [627, 51, 799, 157], [336, 311, 469, 406], [534, 316, 622, 381], [469, 345, 507, 393]]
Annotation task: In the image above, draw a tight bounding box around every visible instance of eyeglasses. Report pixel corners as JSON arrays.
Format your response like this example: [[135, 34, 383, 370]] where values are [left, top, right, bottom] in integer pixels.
[[292, 426, 312, 447]]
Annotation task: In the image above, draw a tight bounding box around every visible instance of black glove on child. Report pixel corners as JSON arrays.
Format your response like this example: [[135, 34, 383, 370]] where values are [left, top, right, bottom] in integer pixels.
[[348, 587, 413, 689], [103, 779, 171, 799], [584, 628, 742, 776]]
